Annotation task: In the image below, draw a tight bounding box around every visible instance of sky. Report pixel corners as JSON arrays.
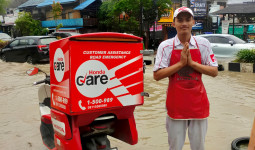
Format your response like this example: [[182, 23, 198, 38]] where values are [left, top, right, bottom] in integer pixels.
[[227, 0, 254, 4]]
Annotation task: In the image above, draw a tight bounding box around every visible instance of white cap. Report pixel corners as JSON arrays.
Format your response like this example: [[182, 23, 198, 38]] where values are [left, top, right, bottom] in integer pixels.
[[173, 7, 194, 19]]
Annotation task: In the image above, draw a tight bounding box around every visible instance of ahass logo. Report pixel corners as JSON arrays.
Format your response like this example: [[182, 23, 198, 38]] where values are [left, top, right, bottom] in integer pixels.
[[75, 60, 109, 98], [54, 48, 65, 82]]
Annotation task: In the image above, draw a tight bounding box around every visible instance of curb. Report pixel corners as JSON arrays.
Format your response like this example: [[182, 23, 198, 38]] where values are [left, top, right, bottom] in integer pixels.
[[228, 62, 255, 73]]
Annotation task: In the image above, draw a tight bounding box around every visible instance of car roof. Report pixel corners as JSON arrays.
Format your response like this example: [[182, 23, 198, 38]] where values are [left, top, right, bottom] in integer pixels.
[[52, 32, 79, 33], [0, 33, 11, 37], [52, 32, 80, 35], [0, 33, 11, 35], [15, 36, 56, 39], [198, 34, 232, 37]]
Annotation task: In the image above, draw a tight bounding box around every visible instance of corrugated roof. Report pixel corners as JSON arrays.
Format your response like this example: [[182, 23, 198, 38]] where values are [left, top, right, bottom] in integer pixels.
[[74, 0, 95, 10], [37, 0, 76, 8], [18, 0, 45, 8], [211, 3, 255, 15]]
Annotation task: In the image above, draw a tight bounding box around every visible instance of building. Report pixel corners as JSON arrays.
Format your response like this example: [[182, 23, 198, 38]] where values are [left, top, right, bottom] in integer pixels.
[[153, 0, 227, 43], [18, 0, 101, 33], [0, 8, 19, 37]]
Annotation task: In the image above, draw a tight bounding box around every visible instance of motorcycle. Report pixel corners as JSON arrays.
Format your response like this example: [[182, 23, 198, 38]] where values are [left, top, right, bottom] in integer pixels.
[[26, 32, 148, 150], [27, 64, 147, 149], [27, 67, 119, 150]]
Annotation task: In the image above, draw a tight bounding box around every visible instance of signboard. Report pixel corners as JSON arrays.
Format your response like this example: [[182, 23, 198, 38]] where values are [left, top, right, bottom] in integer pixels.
[[4, 16, 18, 24], [229, 26, 244, 35], [248, 25, 255, 33], [192, 22, 203, 30], [190, 0, 207, 17], [150, 21, 162, 31], [157, 9, 173, 25], [222, 20, 230, 34]]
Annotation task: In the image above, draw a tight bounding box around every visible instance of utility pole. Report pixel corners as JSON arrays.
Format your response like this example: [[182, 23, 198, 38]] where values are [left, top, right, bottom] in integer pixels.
[[140, 0, 143, 37]]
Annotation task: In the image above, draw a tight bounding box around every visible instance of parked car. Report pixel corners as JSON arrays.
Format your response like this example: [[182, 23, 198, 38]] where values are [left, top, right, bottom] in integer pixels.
[[197, 34, 255, 59], [0, 33, 12, 42], [51, 32, 80, 39], [0, 36, 57, 64]]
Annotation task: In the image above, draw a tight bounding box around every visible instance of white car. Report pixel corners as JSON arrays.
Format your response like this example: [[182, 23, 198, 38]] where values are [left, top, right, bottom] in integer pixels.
[[197, 34, 255, 59], [0, 33, 12, 41]]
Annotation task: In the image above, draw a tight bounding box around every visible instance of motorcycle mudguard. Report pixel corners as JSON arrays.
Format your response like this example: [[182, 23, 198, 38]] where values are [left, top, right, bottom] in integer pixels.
[[38, 85, 50, 104], [111, 115, 138, 145]]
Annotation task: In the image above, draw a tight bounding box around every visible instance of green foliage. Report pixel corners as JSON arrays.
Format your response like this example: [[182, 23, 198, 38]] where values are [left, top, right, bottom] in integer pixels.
[[235, 49, 255, 63], [41, 28, 49, 35], [0, 0, 9, 15], [15, 12, 48, 36], [98, 0, 172, 36], [52, 1, 63, 20], [98, 0, 120, 31], [56, 23, 63, 31]]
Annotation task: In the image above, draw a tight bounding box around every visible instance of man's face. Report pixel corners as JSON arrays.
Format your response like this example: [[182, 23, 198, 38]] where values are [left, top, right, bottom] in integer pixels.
[[173, 12, 195, 35]]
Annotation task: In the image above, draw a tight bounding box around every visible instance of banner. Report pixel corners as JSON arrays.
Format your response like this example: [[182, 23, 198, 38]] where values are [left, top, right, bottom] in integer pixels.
[[150, 22, 162, 31], [192, 22, 203, 30], [222, 20, 229, 34], [157, 9, 174, 25], [190, 0, 207, 17]]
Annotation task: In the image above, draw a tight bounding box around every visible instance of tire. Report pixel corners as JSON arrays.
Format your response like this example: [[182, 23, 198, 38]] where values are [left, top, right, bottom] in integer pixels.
[[231, 136, 249, 150], [218, 64, 224, 71], [26, 56, 36, 64], [40, 122, 55, 149], [1, 54, 7, 62]]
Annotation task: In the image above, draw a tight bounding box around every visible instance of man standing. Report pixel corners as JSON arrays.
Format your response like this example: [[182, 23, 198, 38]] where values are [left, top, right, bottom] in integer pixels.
[[153, 7, 218, 150]]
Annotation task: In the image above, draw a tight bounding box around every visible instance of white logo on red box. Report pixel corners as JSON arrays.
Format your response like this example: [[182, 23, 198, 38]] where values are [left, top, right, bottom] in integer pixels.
[[75, 60, 109, 98], [52, 118, 66, 136], [54, 48, 65, 82]]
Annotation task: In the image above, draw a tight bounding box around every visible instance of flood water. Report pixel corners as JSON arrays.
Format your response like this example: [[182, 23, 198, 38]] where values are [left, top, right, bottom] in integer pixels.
[[0, 60, 255, 150]]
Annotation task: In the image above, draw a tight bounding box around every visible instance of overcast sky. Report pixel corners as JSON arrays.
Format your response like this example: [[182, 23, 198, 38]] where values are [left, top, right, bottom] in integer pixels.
[[227, 0, 254, 4]]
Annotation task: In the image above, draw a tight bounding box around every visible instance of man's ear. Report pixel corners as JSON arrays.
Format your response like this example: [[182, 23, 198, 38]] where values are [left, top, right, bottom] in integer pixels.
[[192, 19, 195, 25], [172, 22, 176, 28]]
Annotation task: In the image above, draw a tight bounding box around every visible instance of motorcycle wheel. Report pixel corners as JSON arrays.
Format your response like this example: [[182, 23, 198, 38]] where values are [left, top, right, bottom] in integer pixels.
[[94, 135, 111, 150], [40, 122, 55, 149], [82, 135, 111, 150]]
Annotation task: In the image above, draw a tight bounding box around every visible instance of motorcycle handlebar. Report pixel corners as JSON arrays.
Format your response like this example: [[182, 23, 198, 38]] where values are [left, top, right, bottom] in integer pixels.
[[33, 79, 46, 85], [33, 76, 50, 85]]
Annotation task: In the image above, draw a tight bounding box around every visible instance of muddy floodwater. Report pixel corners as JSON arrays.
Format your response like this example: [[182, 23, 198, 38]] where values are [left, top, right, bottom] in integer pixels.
[[0, 60, 255, 150]]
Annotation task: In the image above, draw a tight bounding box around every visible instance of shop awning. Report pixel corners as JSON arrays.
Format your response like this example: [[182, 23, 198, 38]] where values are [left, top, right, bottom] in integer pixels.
[[157, 22, 172, 26], [74, 0, 96, 10], [211, 3, 255, 15], [37, 0, 76, 8]]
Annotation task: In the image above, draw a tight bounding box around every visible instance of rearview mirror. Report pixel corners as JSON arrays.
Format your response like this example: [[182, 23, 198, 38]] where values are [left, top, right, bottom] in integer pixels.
[[26, 67, 39, 76], [229, 41, 234, 46]]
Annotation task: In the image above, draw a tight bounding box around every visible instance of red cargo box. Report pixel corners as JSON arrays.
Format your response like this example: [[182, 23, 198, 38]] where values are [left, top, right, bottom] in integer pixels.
[[50, 32, 144, 115]]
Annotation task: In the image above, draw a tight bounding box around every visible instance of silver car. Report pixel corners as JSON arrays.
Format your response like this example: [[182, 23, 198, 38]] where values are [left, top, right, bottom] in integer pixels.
[[197, 34, 255, 60], [0, 33, 12, 42]]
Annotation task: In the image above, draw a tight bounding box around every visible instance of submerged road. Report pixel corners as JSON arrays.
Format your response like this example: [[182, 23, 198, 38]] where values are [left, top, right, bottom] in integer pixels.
[[0, 61, 254, 150]]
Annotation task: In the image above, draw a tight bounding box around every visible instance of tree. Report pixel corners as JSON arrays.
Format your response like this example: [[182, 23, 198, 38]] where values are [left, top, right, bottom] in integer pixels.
[[98, 0, 172, 47], [0, 0, 9, 15], [98, 0, 119, 32], [51, 1, 63, 31], [15, 12, 45, 36], [52, 1, 63, 20]]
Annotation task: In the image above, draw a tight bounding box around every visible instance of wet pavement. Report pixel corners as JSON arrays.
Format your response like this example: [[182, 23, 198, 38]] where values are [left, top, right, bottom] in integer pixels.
[[0, 60, 255, 150]]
